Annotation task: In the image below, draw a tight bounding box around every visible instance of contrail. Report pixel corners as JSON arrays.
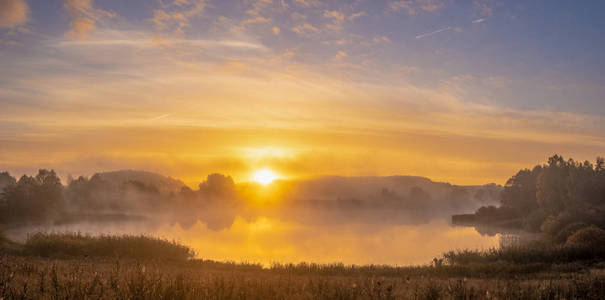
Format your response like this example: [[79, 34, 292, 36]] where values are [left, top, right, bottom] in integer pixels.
[[149, 113, 172, 121], [415, 26, 452, 39], [416, 17, 488, 39]]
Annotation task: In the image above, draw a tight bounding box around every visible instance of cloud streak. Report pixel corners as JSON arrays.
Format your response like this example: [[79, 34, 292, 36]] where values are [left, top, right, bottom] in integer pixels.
[[55, 37, 267, 50], [415, 26, 453, 39], [417, 17, 488, 39]]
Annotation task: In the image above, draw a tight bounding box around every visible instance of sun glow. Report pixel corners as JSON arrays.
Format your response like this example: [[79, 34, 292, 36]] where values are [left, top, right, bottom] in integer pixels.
[[252, 169, 279, 185]]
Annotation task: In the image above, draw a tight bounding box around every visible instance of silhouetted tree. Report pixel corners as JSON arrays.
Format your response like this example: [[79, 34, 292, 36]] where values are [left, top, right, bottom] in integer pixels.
[[500, 166, 541, 213], [198, 174, 237, 202], [0, 169, 63, 224], [0, 171, 16, 191], [473, 154, 605, 239], [596, 157, 604, 174]]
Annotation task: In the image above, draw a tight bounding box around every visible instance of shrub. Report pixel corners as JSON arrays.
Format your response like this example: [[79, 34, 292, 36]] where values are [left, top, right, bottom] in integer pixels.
[[565, 226, 605, 249], [553, 222, 589, 244], [523, 210, 547, 232], [541, 211, 576, 235]]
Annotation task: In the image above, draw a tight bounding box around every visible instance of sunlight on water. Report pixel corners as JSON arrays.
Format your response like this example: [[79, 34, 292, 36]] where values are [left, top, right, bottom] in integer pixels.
[[156, 216, 500, 266], [5, 216, 500, 266]]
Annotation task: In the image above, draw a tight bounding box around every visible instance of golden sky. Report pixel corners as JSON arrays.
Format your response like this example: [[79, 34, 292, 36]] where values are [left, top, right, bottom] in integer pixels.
[[1, 0, 605, 186]]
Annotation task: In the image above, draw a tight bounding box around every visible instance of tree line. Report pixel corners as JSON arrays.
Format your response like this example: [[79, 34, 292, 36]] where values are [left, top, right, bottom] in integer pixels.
[[468, 155, 605, 244]]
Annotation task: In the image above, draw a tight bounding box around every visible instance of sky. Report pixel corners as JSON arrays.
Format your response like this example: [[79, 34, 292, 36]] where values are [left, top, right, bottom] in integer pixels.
[[1, 0, 604, 186]]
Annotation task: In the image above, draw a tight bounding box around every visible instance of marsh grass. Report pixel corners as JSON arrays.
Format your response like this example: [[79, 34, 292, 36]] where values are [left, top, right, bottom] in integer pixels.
[[23, 232, 194, 261], [1, 232, 605, 299], [0, 255, 604, 299], [442, 241, 605, 266]]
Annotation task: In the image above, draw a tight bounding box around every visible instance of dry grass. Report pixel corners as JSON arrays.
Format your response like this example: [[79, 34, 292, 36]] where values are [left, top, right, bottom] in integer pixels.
[[0, 255, 604, 299], [1, 232, 605, 299]]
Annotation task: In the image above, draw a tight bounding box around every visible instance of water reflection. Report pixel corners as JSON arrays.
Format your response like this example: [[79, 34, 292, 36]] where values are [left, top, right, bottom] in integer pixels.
[[5, 215, 500, 266], [157, 216, 500, 266]]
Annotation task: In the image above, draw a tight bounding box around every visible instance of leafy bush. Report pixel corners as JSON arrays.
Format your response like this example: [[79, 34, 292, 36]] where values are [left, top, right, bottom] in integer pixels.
[[523, 210, 547, 232], [565, 226, 605, 249], [540, 211, 576, 235], [554, 222, 589, 244]]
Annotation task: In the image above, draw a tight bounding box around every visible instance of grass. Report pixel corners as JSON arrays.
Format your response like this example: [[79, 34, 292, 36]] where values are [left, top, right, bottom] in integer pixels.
[[0, 255, 604, 299], [441, 240, 605, 267], [22, 232, 194, 261], [1, 232, 605, 299]]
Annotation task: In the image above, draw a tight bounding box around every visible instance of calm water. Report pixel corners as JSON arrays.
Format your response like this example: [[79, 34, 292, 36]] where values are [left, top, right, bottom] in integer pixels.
[[6, 216, 500, 266], [156, 217, 500, 266]]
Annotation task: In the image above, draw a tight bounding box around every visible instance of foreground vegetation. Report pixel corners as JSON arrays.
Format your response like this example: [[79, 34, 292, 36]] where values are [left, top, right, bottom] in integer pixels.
[[0, 232, 605, 299], [1, 254, 605, 299]]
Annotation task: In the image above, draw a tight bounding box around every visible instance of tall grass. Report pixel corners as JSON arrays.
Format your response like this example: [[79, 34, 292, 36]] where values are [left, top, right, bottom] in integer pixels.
[[442, 241, 605, 266], [23, 232, 194, 260], [0, 255, 604, 299], [1, 231, 605, 298]]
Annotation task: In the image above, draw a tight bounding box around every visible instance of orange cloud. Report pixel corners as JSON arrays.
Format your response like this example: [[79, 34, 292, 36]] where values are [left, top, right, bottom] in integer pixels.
[[64, 0, 115, 39], [152, 0, 206, 35], [292, 23, 319, 34], [0, 0, 29, 29]]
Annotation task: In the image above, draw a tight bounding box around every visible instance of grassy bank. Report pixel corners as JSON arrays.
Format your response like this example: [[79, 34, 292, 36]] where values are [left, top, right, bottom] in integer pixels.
[[24, 232, 194, 260], [2, 232, 194, 261], [1, 232, 605, 299], [0, 255, 604, 299]]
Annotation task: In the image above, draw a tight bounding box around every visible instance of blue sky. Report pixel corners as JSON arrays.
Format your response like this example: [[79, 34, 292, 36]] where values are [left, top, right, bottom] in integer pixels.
[[1, 0, 604, 185], [5, 0, 602, 113]]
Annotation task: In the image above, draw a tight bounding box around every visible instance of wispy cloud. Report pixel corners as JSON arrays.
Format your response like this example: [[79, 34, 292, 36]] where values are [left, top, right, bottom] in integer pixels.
[[55, 38, 267, 50], [152, 0, 206, 36], [148, 113, 173, 121], [334, 50, 348, 60], [473, 0, 495, 17], [390, 0, 446, 15], [415, 26, 453, 39], [292, 23, 319, 35], [293, 0, 320, 8], [417, 17, 487, 39], [64, 0, 116, 39]]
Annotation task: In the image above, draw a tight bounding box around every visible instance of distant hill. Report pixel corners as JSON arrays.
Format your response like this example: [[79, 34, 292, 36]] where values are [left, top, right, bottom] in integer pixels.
[[285, 175, 500, 204]]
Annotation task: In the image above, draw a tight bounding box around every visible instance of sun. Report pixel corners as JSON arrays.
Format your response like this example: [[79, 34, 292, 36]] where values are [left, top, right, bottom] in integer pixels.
[[252, 169, 279, 185]]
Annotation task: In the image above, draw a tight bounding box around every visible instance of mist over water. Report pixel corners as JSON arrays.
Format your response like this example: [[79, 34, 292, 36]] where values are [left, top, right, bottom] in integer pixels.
[[0, 170, 503, 265], [4, 215, 499, 266], [4, 215, 500, 266], [156, 217, 500, 266]]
